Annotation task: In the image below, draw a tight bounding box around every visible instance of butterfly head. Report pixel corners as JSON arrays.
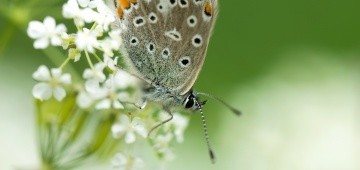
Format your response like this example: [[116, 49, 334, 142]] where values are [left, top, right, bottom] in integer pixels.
[[183, 90, 207, 111]]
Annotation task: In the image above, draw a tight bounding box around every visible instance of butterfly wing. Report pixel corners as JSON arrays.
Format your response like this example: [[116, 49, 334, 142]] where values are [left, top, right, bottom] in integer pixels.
[[115, 0, 218, 95]]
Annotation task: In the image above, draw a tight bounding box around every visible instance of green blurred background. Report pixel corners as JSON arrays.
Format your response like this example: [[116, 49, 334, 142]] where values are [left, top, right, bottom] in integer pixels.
[[0, 0, 359, 169]]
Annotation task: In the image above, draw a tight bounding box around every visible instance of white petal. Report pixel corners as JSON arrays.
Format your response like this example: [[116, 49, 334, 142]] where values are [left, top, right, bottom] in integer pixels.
[[59, 73, 71, 85], [32, 65, 50, 81], [132, 117, 147, 138], [53, 86, 66, 101], [95, 99, 111, 109], [84, 79, 100, 93], [55, 23, 67, 34], [27, 21, 46, 39], [43, 16, 56, 31], [125, 132, 136, 144], [50, 36, 62, 46], [34, 38, 49, 49], [51, 68, 62, 78], [76, 92, 94, 108], [78, 0, 90, 7], [111, 124, 126, 138], [112, 153, 127, 167], [119, 114, 130, 125], [113, 100, 124, 109], [117, 92, 129, 101], [83, 68, 93, 79], [134, 125, 147, 138], [62, 0, 79, 18], [32, 83, 52, 100]]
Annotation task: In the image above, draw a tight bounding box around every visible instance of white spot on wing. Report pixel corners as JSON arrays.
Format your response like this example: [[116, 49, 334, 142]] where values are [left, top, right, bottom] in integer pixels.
[[187, 15, 197, 27], [165, 28, 182, 41]]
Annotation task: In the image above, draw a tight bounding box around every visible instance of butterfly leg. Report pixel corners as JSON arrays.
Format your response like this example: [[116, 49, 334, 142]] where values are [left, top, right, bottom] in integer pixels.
[[147, 107, 173, 137]]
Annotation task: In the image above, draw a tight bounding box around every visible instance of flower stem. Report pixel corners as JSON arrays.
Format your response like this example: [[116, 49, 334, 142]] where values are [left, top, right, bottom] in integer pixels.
[[42, 48, 82, 82], [59, 56, 72, 70], [85, 50, 94, 69]]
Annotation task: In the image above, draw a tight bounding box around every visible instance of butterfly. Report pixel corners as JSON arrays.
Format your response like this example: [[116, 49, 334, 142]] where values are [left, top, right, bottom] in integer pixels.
[[113, 0, 240, 163]]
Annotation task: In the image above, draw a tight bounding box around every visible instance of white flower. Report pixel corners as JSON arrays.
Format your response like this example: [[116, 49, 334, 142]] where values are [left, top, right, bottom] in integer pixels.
[[27, 16, 67, 49], [172, 113, 189, 143], [159, 112, 189, 143], [76, 91, 94, 108], [94, 0, 116, 31], [32, 65, 71, 101], [100, 37, 120, 57], [99, 30, 122, 57], [112, 115, 147, 144], [83, 63, 106, 92], [112, 153, 144, 170], [75, 28, 100, 53], [68, 48, 81, 62], [77, 0, 97, 8], [62, 0, 98, 26], [109, 70, 138, 89], [76, 71, 133, 109], [104, 55, 118, 71], [153, 133, 176, 161]]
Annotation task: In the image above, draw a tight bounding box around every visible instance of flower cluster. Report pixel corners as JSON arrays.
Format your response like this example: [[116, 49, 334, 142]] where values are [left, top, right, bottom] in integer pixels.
[[27, 0, 190, 169]]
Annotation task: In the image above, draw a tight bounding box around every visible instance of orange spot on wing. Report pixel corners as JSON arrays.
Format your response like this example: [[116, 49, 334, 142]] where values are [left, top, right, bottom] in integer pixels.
[[117, 6, 124, 18], [119, 0, 131, 9], [204, 2, 212, 16]]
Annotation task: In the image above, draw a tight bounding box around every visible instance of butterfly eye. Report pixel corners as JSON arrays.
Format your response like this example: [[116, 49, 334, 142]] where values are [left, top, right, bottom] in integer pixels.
[[179, 56, 191, 68], [179, 0, 189, 8], [130, 36, 139, 46], [133, 16, 146, 27], [187, 15, 197, 27], [148, 12, 158, 23], [192, 34, 203, 47], [162, 48, 170, 59], [184, 95, 195, 109]]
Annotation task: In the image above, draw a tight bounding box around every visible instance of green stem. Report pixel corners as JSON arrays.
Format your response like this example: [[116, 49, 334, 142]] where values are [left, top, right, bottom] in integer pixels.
[[42, 48, 82, 82], [85, 50, 94, 69], [59, 56, 72, 70]]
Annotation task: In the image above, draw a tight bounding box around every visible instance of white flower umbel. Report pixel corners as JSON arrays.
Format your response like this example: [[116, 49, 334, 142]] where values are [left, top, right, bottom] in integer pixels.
[[112, 152, 144, 170], [76, 28, 101, 53], [32, 65, 71, 101], [112, 115, 147, 144], [27, 16, 67, 49]]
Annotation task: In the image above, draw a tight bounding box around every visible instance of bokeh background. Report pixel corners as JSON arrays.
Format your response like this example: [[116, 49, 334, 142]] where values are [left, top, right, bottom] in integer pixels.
[[1, 0, 359, 169]]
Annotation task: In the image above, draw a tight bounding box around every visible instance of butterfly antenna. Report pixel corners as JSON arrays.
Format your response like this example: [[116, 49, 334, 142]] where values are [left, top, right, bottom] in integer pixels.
[[197, 92, 241, 116], [195, 100, 216, 164]]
